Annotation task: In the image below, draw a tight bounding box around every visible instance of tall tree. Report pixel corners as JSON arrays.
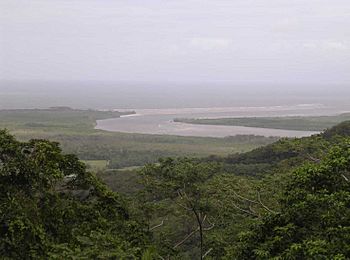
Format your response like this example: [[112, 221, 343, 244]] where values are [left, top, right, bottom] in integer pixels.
[[140, 158, 219, 259], [0, 130, 149, 259], [229, 140, 350, 259]]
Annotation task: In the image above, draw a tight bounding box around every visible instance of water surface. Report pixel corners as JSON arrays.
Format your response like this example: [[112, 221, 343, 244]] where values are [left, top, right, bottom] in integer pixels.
[[95, 104, 336, 137]]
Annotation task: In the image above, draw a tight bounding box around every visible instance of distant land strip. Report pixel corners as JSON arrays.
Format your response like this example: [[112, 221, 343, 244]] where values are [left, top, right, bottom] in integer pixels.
[[174, 113, 350, 131]]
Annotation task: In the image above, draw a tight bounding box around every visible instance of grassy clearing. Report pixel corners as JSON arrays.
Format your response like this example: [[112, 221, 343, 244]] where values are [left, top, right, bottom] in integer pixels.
[[174, 113, 350, 131], [83, 160, 109, 171]]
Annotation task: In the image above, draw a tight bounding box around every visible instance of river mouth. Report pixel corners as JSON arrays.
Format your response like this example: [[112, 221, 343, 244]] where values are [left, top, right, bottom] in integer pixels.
[[94, 104, 337, 138]]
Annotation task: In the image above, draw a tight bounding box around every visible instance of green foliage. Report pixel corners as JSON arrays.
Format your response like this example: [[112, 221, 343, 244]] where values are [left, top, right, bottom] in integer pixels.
[[323, 120, 350, 139], [0, 130, 149, 259], [97, 169, 142, 195], [230, 141, 350, 259], [2, 116, 350, 259], [201, 174, 275, 258], [133, 122, 350, 259], [138, 158, 221, 258], [141, 158, 218, 200], [138, 158, 279, 259]]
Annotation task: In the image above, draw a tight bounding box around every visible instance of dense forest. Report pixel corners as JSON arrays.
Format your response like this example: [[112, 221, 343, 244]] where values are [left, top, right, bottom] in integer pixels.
[[1, 121, 350, 259]]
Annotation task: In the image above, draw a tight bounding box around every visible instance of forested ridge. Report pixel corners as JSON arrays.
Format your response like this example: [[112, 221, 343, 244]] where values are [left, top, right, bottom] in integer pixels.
[[1, 121, 350, 259]]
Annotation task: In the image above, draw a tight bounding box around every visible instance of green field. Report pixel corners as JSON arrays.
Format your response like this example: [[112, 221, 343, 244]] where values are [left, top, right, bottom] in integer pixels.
[[0, 107, 134, 134], [0, 108, 279, 169], [83, 160, 109, 171], [174, 113, 350, 131]]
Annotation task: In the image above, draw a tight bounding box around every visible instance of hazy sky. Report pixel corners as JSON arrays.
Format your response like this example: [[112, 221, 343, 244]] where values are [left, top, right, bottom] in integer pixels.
[[1, 0, 350, 85]]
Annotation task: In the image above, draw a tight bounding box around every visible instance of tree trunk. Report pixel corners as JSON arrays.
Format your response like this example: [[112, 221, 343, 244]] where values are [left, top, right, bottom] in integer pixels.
[[193, 209, 203, 260]]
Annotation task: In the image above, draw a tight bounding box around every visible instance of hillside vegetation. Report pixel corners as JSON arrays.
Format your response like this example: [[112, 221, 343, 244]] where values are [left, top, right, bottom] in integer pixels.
[[2, 121, 349, 259]]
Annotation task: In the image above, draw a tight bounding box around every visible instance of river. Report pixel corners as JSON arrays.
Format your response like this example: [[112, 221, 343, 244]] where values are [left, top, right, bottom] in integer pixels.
[[94, 104, 343, 138]]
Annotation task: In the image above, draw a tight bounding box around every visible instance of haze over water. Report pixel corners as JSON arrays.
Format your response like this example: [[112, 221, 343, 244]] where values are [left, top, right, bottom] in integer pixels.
[[1, 82, 349, 138], [1, 81, 349, 111]]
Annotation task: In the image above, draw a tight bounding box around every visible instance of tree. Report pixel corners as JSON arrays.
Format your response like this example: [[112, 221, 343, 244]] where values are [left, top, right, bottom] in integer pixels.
[[229, 140, 350, 259], [0, 130, 149, 258], [139, 158, 219, 259]]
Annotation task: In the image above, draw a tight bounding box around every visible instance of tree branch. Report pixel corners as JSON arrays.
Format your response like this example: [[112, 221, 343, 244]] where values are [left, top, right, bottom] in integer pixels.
[[203, 225, 215, 231], [149, 220, 164, 231], [173, 227, 199, 249], [231, 190, 277, 216], [249, 204, 260, 218], [202, 248, 213, 259], [233, 191, 259, 204], [175, 200, 192, 211], [232, 203, 258, 217], [202, 216, 215, 231], [306, 153, 321, 163], [257, 191, 276, 214], [193, 208, 204, 259]]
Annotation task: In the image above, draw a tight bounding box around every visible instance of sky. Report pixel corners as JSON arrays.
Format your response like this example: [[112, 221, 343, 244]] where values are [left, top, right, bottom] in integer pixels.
[[1, 0, 350, 86]]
